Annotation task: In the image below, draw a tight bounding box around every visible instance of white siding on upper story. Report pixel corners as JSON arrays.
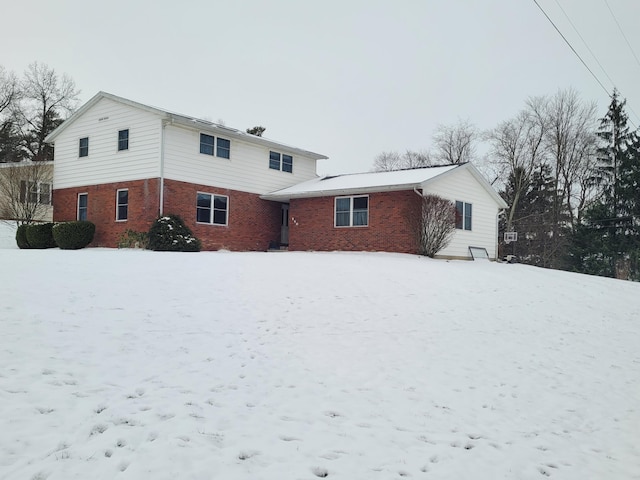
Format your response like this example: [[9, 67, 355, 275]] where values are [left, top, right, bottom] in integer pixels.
[[163, 125, 318, 194], [425, 168, 502, 259], [53, 98, 163, 189]]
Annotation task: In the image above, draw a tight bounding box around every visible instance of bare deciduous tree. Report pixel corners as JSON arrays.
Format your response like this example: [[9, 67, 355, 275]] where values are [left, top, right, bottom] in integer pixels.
[[416, 194, 457, 257], [0, 161, 53, 224], [373, 150, 432, 172], [17, 62, 80, 161], [432, 119, 477, 164]]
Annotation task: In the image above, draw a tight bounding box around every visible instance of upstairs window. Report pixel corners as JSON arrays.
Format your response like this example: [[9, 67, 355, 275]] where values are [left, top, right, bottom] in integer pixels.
[[118, 129, 129, 151], [200, 133, 231, 159], [269, 151, 293, 173], [78, 193, 88, 221], [335, 195, 368, 227], [200, 134, 215, 155], [217, 137, 231, 159], [79, 137, 89, 157], [116, 189, 128, 221], [455, 201, 472, 230], [196, 192, 228, 225], [19, 181, 52, 205]]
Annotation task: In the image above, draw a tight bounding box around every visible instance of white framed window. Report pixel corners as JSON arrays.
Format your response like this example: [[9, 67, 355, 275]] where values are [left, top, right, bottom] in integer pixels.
[[200, 133, 231, 159], [79, 137, 89, 157], [77, 193, 88, 221], [455, 201, 472, 230], [19, 181, 52, 205], [118, 129, 129, 151], [196, 192, 228, 225], [335, 195, 369, 227], [116, 189, 128, 221], [269, 151, 293, 173]]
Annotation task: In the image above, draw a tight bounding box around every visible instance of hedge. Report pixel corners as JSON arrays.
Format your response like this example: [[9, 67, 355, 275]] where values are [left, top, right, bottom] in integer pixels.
[[52, 221, 95, 250], [25, 223, 56, 249], [16, 224, 31, 249]]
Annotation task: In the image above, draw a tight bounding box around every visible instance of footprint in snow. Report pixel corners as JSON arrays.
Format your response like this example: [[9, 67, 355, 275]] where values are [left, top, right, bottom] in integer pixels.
[[311, 467, 329, 477]]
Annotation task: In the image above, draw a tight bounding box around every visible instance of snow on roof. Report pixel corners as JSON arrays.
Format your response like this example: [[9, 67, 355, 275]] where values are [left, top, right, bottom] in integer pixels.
[[263, 164, 461, 200]]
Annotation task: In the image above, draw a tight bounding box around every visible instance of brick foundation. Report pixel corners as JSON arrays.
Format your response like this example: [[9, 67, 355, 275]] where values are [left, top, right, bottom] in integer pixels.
[[288, 190, 421, 254]]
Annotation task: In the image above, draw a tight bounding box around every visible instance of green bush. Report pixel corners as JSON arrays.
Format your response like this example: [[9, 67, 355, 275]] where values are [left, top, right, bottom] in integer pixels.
[[16, 224, 31, 249], [148, 214, 201, 252], [53, 221, 95, 250], [118, 229, 149, 249], [25, 223, 56, 249]]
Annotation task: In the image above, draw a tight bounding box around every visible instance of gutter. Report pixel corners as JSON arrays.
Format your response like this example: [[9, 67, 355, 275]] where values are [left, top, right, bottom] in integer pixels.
[[159, 118, 168, 216]]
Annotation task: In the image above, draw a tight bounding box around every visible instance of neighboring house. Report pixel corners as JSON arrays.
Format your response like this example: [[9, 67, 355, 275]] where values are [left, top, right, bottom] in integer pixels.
[[262, 163, 508, 259], [44, 92, 328, 250], [45, 92, 506, 259], [0, 161, 54, 223]]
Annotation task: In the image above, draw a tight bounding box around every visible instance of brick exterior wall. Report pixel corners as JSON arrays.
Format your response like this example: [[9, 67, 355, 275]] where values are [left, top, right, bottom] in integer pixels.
[[163, 179, 282, 251], [53, 179, 160, 247], [289, 190, 422, 254]]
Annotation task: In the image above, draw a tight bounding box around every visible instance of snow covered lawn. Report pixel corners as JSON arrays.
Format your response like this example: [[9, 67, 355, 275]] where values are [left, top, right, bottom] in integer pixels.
[[1, 249, 639, 479]]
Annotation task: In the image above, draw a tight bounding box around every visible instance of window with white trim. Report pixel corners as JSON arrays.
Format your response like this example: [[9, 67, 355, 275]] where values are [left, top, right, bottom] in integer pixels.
[[196, 192, 228, 225], [118, 129, 129, 151], [78, 193, 88, 221], [269, 151, 293, 173], [116, 189, 128, 221], [79, 137, 89, 157], [335, 195, 368, 227], [19, 181, 52, 205], [455, 201, 472, 230], [200, 133, 231, 159]]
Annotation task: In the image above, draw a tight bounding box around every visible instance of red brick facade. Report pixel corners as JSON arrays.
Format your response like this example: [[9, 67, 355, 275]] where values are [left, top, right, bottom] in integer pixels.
[[53, 178, 283, 251], [54, 179, 161, 247], [288, 190, 422, 254], [163, 179, 282, 251]]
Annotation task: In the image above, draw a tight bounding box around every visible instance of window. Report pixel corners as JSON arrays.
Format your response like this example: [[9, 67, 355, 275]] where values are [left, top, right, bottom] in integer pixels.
[[282, 154, 293, 173], [200, 133, 215, 155], [335, 195, 368, 227], [116, 189, 128, 221], [455, 201, 472, 230], [79, 137, 89, 157], [269, 151, 293, 173], [19, 181, 52, 205], [217, 137, 230, 159], [269, 151, 281, 170], [196, 192, 228, 225], [78, 193, 88, 221], [200, 133, 231, 158], [118, 129, 129, 151]]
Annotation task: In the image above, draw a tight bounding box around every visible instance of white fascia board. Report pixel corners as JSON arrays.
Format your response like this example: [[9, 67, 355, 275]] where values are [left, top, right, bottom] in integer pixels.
[[261, 183, 420, 202]]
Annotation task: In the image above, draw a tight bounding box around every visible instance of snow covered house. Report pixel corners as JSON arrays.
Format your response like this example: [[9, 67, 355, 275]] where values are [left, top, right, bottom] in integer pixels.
[[263, 163, 508, 259], [44, 92, 327, 250], [45, 92, 506, 259]]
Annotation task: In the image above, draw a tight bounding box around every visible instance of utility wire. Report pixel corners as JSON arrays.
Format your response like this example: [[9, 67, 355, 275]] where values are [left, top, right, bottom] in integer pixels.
[[532, 0, 639, 128], [603, 0, 640, 71], [553, 0, 616, 89]]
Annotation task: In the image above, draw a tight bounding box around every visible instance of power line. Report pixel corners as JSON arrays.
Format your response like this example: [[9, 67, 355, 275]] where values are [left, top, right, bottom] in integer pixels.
[[532, 0, 611, 97], [552, 0, 616, 89], [603, 0, 640, 71]]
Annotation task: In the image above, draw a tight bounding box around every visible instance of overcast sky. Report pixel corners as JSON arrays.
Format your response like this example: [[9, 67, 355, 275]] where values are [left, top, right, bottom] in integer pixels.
[[3, 0, 639, 174]]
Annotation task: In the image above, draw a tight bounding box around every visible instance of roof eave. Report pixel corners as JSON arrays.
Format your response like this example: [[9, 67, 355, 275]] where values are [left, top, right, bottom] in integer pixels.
[[262, 183, 421, 202]]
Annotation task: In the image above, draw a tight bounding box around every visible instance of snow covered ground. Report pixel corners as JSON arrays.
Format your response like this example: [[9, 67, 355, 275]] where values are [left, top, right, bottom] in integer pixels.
[[0, 221, 17, 249], [1, 248, 639, 480]]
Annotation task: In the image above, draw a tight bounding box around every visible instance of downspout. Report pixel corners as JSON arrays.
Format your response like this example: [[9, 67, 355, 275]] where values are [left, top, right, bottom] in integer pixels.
[[496, 209, 504, 261], [159, 118, 168, 216]]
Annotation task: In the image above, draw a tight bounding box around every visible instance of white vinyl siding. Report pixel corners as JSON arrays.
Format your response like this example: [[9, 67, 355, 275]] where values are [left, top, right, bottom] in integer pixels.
[[163, 125, 318, 195], [53, 97, 162, 189], [425, 168, 500, 259]]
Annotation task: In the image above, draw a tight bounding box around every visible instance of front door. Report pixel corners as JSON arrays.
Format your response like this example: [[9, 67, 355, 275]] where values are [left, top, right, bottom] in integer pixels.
[[281, 204, 289, 245]]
